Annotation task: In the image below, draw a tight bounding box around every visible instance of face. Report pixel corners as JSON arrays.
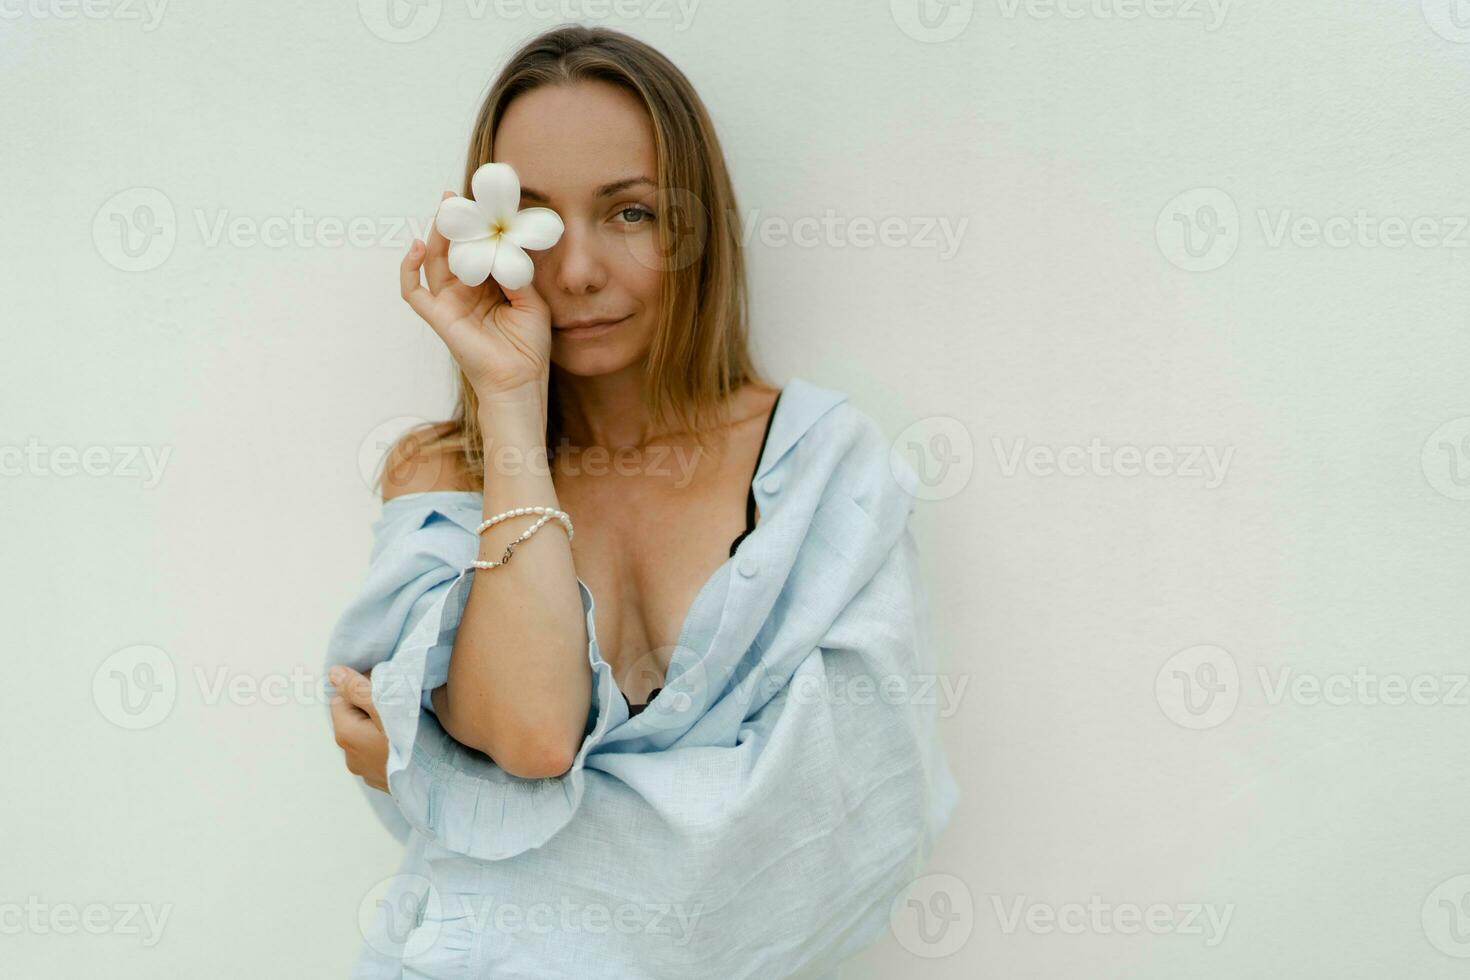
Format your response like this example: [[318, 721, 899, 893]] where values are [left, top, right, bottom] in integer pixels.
[[493, 81, 665, 376]]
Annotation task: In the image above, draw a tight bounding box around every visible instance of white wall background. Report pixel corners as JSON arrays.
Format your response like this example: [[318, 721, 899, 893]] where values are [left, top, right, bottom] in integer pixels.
[[5, 1, 1470, 976]]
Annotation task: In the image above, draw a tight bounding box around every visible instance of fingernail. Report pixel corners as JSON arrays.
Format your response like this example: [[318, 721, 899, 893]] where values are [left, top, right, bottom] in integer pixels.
[[329, 666, 345, 685]]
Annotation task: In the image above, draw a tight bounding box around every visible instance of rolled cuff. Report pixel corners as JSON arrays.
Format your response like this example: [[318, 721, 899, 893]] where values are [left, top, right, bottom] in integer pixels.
[[371, 568, 621, 860]]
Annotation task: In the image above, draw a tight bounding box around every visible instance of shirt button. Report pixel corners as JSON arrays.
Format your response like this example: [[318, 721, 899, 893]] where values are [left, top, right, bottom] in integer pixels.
[[738, 554, 759, 578], [760, 474, 782, 495]]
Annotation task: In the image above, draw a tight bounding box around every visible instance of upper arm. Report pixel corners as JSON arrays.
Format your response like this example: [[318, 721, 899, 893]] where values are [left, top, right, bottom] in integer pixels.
[[380, 424, 477, 501]]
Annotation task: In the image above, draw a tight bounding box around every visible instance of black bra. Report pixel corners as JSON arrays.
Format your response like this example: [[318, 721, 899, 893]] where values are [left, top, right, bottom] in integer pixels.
[[626, 389, 783, 717]]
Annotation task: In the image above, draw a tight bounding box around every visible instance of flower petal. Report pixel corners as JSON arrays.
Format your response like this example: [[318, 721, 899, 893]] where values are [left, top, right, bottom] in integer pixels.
[[471, 163, 521, 224], [489, 242, 534, 290], [435, 197, 491, 242], [448, 238, 497, 288], [504, 207, 564, 251]]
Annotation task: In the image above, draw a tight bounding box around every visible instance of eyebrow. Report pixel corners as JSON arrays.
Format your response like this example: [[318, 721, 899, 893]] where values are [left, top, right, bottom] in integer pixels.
[[519, 176, 655, 204]]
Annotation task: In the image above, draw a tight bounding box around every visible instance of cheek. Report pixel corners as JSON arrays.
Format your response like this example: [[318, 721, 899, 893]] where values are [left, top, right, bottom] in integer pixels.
[[608, 246, 665, 308], [610, 229, 671, 284]]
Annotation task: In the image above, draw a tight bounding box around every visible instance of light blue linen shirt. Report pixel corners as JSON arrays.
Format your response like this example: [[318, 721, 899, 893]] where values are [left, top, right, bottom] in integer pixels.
[[325, 375, 960, 979]]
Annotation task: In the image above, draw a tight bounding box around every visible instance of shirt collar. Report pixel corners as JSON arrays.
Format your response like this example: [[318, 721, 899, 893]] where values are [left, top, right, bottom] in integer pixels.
[[754, 376, 849, 481]]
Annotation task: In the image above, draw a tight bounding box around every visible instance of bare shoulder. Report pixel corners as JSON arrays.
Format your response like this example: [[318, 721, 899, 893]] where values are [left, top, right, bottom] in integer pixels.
[[735, 380, 782, 424], [380, 422, 479, 501]]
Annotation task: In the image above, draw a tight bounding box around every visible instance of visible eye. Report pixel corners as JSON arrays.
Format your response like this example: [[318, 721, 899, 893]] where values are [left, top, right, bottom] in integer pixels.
[[615, 205, 656, 225]]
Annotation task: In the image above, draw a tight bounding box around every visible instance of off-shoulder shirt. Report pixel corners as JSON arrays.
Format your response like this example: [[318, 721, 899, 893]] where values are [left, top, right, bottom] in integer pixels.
[[324, 375, 960, 979]]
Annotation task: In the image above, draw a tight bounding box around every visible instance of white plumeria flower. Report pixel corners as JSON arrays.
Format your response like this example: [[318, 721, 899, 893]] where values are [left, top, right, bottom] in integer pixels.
[[434, 162, 564, 291]]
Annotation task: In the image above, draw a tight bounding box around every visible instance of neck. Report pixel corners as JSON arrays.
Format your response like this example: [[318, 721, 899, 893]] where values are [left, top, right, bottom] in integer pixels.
[[553, 362, 669, 452]]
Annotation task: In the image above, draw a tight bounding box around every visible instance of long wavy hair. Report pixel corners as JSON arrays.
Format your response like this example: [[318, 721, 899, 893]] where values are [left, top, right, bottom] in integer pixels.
[[377, 24, 769, 494]]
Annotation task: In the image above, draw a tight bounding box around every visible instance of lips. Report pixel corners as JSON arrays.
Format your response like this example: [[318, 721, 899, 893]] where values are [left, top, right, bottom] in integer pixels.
[[552, 320, 620, 332], [555, 316, 626, 332]]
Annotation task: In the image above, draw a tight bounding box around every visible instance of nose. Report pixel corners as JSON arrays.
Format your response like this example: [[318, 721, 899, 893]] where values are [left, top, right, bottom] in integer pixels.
[[549, 221, 607, 296]]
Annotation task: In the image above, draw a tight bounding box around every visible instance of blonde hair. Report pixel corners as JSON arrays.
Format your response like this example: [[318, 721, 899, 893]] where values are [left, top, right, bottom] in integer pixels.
[[378, 24, 770, 494]]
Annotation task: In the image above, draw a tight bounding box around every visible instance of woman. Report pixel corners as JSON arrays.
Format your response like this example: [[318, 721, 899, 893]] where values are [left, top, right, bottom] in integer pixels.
[[325, 25, 958, 978]]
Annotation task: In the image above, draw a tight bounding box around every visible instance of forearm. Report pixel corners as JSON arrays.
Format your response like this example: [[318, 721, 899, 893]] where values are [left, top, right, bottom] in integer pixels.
[[435, 385, 592, 777]]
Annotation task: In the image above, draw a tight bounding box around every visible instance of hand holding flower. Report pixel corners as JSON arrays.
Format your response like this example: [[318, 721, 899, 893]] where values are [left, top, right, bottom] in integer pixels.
[[399, 163, 565, 402]]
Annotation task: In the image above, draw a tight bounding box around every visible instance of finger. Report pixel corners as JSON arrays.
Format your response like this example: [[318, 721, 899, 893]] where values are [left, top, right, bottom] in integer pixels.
[[498, 277, 551, 320], [424, 191, 455, 293], [399, 240, 441, 330], [329, 665, 380, 723], [334, 707, 378, 754], [329, 693, 367, 745]]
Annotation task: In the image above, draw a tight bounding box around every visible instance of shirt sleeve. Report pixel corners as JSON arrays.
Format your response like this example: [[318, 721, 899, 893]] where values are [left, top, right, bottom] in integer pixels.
[[324, 493, 618, 859], [324, 499, 468, 710]]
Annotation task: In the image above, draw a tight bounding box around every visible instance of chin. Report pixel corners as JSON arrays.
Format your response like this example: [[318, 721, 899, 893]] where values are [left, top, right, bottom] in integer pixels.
[[551, 321, 651, 376], [550, 343, 644, 377]]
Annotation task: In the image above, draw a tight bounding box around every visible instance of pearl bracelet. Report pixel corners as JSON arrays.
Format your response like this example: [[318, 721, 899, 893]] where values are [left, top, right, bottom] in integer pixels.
[[470, 506, 574, 571]]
